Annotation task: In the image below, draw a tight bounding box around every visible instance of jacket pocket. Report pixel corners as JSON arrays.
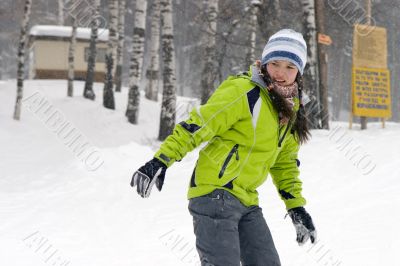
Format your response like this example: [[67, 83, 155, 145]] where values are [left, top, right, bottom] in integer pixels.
[[218, 144, 239, 178]]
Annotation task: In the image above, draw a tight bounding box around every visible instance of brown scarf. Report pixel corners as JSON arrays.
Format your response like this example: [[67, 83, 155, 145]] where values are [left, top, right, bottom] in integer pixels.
[[269, 81, 298, 125]]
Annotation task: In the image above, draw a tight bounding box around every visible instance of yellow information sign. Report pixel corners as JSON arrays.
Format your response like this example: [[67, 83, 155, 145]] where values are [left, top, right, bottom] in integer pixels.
[[353, 24, 387, 69], [352, 67, 391, 118]]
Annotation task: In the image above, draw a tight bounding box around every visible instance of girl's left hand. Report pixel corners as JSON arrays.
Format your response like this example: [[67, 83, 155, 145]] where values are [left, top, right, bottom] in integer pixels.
[[287, 207, 317, 245]]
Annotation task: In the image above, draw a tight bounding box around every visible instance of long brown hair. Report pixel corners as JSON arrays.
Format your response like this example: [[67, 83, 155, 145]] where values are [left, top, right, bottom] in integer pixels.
[[292, 73, 311, 144], [260, 65, 311, 144]]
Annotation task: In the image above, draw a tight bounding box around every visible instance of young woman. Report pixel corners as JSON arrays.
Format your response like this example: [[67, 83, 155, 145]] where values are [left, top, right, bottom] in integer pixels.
[[131, 29, 317, 266]]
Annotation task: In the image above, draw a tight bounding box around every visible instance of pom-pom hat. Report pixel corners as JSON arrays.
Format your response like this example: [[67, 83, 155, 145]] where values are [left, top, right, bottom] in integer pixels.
[[261, 29, 307, 75]]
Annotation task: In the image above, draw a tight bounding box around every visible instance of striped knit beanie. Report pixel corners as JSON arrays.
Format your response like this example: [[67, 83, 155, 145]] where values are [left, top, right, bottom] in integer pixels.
[[261, 29, 307, 75]]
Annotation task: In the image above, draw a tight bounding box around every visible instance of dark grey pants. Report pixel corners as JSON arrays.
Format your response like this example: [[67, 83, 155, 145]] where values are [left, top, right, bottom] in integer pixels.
[[188, 189, 281, 266]]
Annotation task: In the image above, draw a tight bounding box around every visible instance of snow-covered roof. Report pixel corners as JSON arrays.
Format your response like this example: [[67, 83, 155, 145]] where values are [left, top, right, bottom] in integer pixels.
[[29, 25, 109, 42]]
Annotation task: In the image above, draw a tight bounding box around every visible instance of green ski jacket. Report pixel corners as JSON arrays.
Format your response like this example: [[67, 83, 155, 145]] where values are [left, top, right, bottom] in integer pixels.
[[154, 65, 307, 210]]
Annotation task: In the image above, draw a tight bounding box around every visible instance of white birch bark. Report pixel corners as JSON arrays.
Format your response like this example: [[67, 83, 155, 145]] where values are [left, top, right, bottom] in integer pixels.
[[68, 17, 77, 97], [58, 0, 64, 25], [158, 0, 177, 141], [301, 0, 321, 128], [200, 0, 218, 105], [245, 1, 260, 67], [103, 0, 118, 109], [83, 0, 100, 100], [115, 0, 126, 92], [111, 0, 119, 65], [145, 0, 161, 101], [126, 0, 147, 124], [13, 0, 32, 120]]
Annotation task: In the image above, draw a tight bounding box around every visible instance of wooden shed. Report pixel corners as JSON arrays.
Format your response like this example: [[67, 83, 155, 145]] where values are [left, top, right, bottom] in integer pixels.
[[28, 25, 109, 82]]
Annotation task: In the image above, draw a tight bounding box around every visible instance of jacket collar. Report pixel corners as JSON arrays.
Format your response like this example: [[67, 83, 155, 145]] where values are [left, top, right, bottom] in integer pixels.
[[249, 65, 268, 90]]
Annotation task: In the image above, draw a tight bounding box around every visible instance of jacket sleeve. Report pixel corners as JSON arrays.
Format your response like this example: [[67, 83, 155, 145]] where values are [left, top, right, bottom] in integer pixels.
[[154, 78, 246, 167], [269, 132, 306, 210]]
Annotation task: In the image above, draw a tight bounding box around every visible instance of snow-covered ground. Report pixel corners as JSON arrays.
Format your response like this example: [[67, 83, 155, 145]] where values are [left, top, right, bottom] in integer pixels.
[[1, 79, 399, 266]]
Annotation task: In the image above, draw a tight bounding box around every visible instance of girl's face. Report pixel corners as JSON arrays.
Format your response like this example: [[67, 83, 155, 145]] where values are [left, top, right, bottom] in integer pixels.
[[266, 60, 299, 86]]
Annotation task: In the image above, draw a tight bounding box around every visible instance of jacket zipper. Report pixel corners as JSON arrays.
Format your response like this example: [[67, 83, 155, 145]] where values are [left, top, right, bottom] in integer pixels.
[[278, 124, 290, 147], [218, 144, 239, 178]]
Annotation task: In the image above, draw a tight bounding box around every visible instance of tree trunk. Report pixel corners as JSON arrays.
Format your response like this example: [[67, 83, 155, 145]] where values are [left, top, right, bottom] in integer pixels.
[[334, 52, 345, 120], [13, 0, 32, 121], [271, 0, 281, 18], [200, 0, 218, 105], [103, 53, 115, 107], [83, 0, 100, 101], [145, 0, 161, 102], [216, 10, 242, 84], [68, 17, 77, 97], [301, 0, 321, 129], [126, 0, 148, 124], [245, 1, 260, 68], [115, 0, 126, 92], [58, 0, 64, 25], [392, 18, 400, 122], [158, 0, 177, 141], [258, 0, 281, 39], [315, 0, 329, 129], [103, 0, 118, 109]]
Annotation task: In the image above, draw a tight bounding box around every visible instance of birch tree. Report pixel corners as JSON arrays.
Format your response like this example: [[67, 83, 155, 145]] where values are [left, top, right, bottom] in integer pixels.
[[158, 0, 177, 141], [301, 0, 321, 129], [115, 0, 126, 92], [13, 0, 32, 120], [315, 0, 329, 129], [269, 0, 281, 32], [126, 0, 147, 124], [215, 6, 245, 83], [83, 0, 100, 101], [258, 0, 281, 41], [145, 0, 161, 102], [200, 0, 218, 105], [103, 0, 118, 109], [68, 17, 77, 97], [245, 0, 261, 68], [58, 0, 64, 25]]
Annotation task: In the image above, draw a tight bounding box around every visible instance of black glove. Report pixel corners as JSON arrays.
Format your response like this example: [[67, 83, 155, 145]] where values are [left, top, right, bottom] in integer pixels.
[[130, 158, 167, 198], [287, 207, 317, 245]]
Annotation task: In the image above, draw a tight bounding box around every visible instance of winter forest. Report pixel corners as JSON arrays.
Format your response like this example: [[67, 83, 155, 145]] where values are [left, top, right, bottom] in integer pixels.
[[1, 0, 400, 265]]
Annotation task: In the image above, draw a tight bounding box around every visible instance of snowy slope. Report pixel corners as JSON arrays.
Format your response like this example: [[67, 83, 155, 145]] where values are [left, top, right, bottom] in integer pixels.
[[0, 80, 399, 266]]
